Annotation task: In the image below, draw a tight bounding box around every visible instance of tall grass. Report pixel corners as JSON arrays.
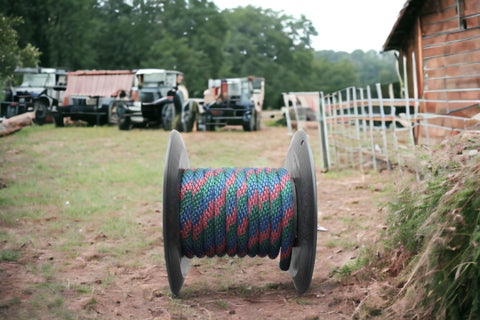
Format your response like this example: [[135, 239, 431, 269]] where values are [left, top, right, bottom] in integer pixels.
[[385, 134, 480, 319]]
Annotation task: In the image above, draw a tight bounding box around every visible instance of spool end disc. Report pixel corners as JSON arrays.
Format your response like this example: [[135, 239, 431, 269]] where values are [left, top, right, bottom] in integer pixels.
[[284, 130, 317, 294], [163, 130, 190, 296]]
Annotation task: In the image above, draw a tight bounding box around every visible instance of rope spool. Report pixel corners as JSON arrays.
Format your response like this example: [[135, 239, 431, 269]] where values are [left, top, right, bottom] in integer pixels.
[[163, 130, 317, 296]]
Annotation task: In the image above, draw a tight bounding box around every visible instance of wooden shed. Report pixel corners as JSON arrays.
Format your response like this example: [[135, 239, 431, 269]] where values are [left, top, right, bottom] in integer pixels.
[[383, 0, 480, 138]]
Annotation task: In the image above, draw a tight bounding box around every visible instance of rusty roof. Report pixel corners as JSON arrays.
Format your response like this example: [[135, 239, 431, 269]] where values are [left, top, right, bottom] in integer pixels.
[[65, 70, 135, 97]]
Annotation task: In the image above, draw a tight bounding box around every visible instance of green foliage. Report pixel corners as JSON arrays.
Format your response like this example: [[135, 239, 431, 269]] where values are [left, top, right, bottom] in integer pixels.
[[0, 16, 22, 80], [0, 0, 397, 108], [18, 43, 41, 67], [316, 49, 397, 90], [386, 177, 448, 253]]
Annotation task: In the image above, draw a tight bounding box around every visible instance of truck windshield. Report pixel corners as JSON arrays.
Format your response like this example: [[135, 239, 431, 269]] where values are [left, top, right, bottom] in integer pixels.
[[143, 73, 166, 87], [228, 81, 241, 97], [20, 73, 54, 87], [165, 73, 177, 87]]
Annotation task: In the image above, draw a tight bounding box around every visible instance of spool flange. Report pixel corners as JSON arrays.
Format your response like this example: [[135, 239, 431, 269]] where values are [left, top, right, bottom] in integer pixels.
[[284, 130, 317, 294], [163, 130, 190, 296]]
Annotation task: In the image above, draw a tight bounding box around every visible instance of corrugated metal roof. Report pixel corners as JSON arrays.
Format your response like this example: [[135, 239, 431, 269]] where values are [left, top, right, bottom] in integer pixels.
[[65, 70, 135, 97]]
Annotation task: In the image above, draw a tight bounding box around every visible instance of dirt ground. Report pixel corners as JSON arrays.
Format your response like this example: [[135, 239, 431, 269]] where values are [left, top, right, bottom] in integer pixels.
[[0, 124, 397, 319]]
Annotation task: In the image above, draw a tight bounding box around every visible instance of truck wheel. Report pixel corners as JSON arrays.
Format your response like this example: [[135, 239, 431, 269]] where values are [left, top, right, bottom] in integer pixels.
[[182, 101, 197, 132], [162, 103, 175, 131], [255, 112, 261, 131], [243, 111, 255, 131], [33, 101, 48, 125], [118, 116, 131, 130], [206, 123, 215, 131], [109, 101, 123, 125], [53, 112, 64, 127]]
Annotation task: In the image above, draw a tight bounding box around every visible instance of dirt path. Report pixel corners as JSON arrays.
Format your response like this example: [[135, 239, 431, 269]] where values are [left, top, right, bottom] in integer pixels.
[[0, 125, 392, 319]]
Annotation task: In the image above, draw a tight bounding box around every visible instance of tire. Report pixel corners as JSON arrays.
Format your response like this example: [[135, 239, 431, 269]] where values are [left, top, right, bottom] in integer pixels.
[[53, 112, 64, 127], [173, 91, 184, 114], [182, 101, 196, 132], [196, 114, 206, 131], [255, 111, 261, 131], [33, 101, 48, 125], [118, 116, 131, 130], [109, 102, 123, 125], [162, 103, 175, 131], [243, 111, 255, 131]]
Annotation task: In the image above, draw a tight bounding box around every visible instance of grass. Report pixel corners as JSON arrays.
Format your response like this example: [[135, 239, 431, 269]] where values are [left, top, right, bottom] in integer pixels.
[[0, 249, 22, 261], [1, 124, 291, 318], [356, 134, 480, 319]]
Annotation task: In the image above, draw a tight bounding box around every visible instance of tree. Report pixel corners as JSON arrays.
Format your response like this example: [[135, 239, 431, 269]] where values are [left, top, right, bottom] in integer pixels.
[[18, 43, 41, 67], [0, 16, 21, 81], [0, 16, 41, 82], [142, 35, 209, 97], [220, 6, 319, 107], [0, 0, 98, 69]]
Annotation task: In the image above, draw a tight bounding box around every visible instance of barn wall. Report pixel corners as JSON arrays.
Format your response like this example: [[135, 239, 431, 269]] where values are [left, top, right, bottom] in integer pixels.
[[420, 0, 480, 115]]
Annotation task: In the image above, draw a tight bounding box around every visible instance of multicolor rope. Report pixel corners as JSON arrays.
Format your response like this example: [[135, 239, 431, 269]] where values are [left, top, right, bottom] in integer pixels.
[[179, 167, 295, 271]]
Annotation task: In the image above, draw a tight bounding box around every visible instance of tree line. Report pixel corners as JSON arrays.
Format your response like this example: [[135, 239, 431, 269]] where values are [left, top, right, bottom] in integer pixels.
[[0, 0, 398, 108]]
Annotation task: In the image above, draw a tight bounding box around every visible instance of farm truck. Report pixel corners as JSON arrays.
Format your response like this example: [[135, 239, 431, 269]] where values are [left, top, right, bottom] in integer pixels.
[[116, 69, 196, 131], [197, 76, 265, 131], [51, 70, 135, 127], [1, 67, 67, 125]]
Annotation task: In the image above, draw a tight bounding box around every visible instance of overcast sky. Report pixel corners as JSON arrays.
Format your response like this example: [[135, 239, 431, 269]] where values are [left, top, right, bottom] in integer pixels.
[[213, 0, 407, 52]]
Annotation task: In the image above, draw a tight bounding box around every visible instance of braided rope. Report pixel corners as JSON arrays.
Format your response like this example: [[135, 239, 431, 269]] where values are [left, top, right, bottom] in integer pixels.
[[179, 167, 295, 271]]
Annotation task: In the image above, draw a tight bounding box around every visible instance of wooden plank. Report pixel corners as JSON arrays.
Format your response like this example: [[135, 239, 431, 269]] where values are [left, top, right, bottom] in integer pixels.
[[423, 48, 480, 69], [465, 15, 480, 28], [422, 27, 480, 46], [422, 101, 478, 113], [425, 75, 480, 90], [421, 3, 457, 26], [425, 62, 480, 77], [422, 18, 459, 37], [465, 0, 480, 16], [423, 35, 480, 57], [424, 90, 480, 102]]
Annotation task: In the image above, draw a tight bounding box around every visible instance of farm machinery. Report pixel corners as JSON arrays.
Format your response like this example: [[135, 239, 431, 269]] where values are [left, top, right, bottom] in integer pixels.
[[197, 76, 265, 131], [1, 67, 67, 125], [116, 69, 195, 131]]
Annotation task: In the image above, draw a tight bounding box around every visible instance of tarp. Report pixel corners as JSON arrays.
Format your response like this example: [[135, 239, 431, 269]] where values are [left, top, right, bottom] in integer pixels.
[[65, 70, 135, 97]]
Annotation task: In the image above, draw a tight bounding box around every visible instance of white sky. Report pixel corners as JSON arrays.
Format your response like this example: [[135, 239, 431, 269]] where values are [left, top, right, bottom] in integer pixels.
[[213, 0, 407, 52]]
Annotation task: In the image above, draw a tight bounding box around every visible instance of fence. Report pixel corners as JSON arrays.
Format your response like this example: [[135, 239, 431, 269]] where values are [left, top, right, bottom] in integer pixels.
[[282, 86, 480, 173]]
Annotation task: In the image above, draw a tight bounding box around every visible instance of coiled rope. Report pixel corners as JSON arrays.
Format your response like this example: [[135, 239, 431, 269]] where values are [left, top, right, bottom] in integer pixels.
[[179, 167, 295, 271]]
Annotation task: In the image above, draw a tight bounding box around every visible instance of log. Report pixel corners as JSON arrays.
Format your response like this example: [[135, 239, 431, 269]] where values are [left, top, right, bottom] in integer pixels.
[[0, 112, 35, 137]]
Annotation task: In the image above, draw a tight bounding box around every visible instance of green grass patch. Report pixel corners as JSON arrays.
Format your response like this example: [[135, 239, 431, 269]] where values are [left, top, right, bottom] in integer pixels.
[[0, 249, 22, 261]]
